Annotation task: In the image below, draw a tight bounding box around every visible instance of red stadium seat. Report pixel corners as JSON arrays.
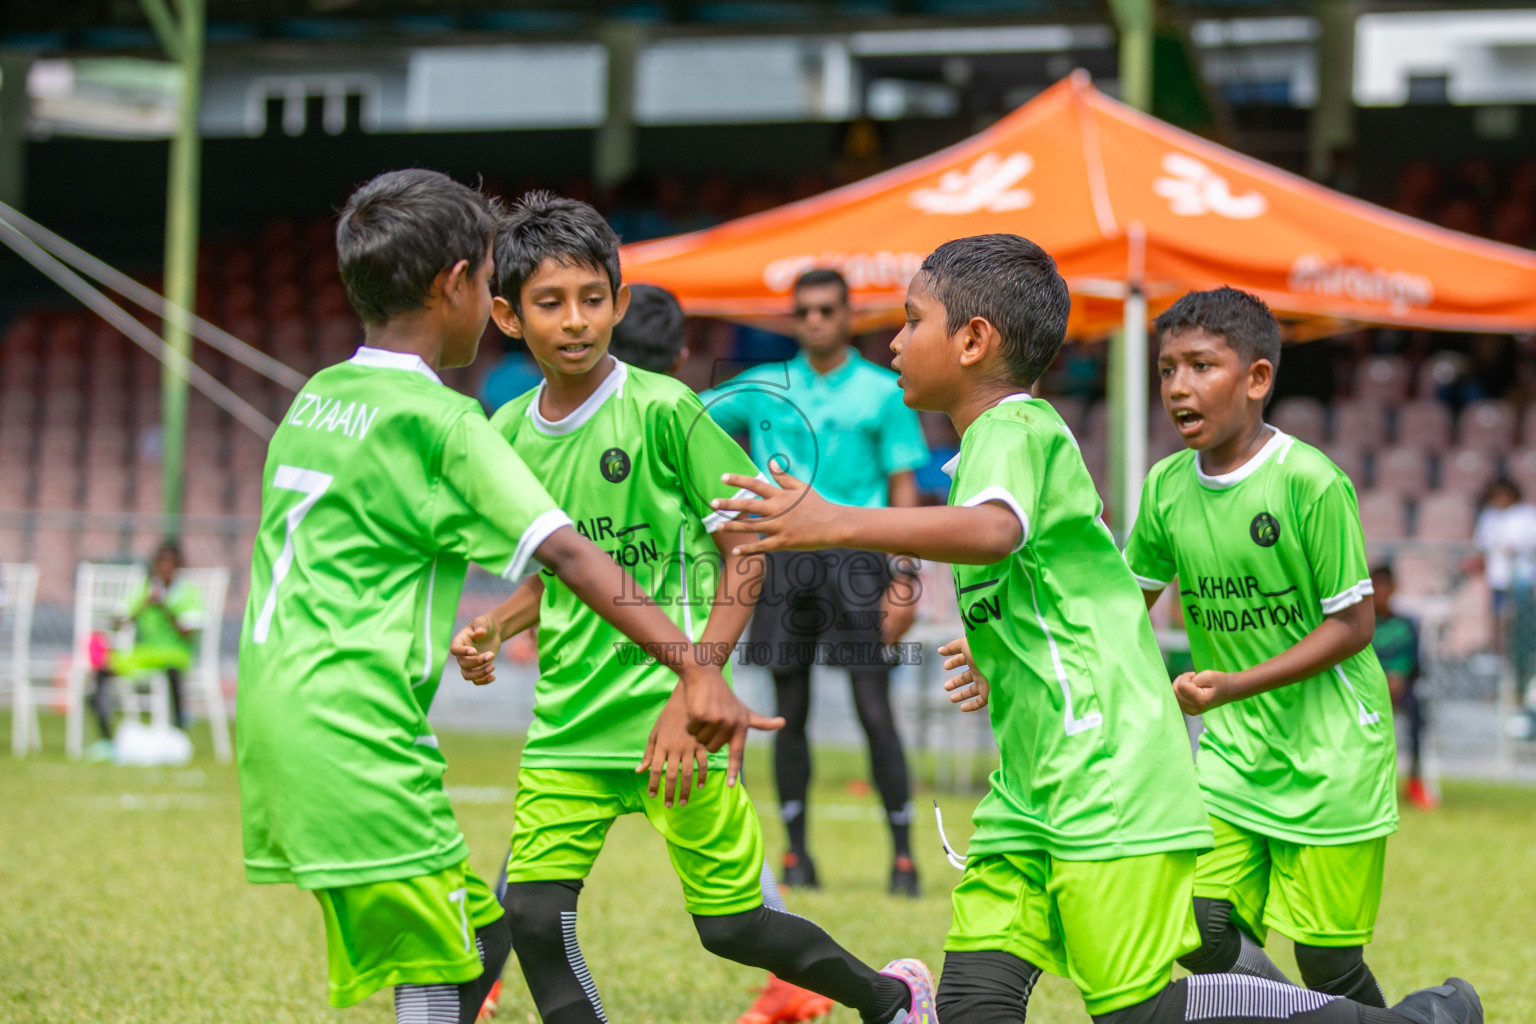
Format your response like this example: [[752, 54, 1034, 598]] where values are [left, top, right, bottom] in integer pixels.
[[1319, 444, 1367, 488], [1394, 399, 1453, 452], [1357, 491, 1408, 541], [1331, 398, 1388, 451], [1508, 450, 1536, 500], [1439, 448, 1496, 497], [1272, 397, 1326, 446], [1415, 493, 1475, 542], [1458, 399, 1517, 454], [1355, 356, 1411, 404], [1372, 447, 1431, 496], [1392, 549, 1452, 597]]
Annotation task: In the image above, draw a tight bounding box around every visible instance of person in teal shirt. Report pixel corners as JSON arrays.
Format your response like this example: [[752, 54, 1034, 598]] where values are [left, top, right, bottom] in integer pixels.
[[699, 267, 931, 897]]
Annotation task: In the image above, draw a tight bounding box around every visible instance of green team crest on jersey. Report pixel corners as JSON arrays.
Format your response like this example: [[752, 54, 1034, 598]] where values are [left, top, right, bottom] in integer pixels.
[[600, 446, 631, 483], [1249, 511, 1281, 547]]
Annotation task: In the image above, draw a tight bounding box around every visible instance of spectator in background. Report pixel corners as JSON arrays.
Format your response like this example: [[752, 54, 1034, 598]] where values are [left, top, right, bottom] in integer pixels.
[[1474, 478, 1536, 707], [478, 336, 544, 413], [1370, 565, 1434, 810], [609, 284, 689, 374], [701, 267, 930, 897], [85, 540, 204, 760]]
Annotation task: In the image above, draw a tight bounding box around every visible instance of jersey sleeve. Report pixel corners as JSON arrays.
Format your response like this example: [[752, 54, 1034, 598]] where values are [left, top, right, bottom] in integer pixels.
[[948, 420, 1034, 554], [1123, 470, 1176, 591], [667, 388, 765, 534], [434, 412, 573, 581], [877, 387, 930, 477], [1301, 473, 1374, 615], [169, 580, 206, 630], [697, 382, 754, 436]]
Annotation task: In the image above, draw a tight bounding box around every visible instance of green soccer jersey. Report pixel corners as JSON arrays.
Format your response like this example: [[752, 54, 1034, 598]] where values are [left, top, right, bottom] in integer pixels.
[[238, 347, 571, 890], [489, 358, 762, 769], [947, 395, 1212, 861], [123, 576, 204, 654], [1124, 428, 1398, 846]]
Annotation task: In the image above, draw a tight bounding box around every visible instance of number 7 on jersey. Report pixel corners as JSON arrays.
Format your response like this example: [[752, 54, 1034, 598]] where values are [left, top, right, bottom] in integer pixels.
[[253, 465, 334, 644]]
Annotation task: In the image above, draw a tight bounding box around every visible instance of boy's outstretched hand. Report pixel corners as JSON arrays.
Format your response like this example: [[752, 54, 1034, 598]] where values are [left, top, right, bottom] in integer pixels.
[[939, 636, 990, 712], [638, 688, 708, 808], [711, 461, 842, 555], [450, 614, 502, 685], [679, 665, 783, 787]]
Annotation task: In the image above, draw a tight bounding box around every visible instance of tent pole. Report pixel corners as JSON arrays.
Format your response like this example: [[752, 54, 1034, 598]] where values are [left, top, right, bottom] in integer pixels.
[[1115, 286, 1149, 539], [151, 0, 204, 541], [1108, 0, 1154, 112]]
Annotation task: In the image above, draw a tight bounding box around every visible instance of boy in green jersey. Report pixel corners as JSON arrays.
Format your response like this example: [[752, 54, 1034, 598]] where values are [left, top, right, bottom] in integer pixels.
[[1123, 287, 1479, 1022], [237, 170, 760, 1024], [452, 192, 937, 1024], [714, 237, 1480, 1024]]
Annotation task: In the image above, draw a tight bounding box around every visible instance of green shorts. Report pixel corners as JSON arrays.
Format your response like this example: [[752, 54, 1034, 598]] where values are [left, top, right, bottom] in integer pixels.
[[312, 859, 502, 1008], [108, 643, 192, 677], [945, 850, 1200, 1016], [1194, 815, 1386, 947], [507, 766, 763, 917]]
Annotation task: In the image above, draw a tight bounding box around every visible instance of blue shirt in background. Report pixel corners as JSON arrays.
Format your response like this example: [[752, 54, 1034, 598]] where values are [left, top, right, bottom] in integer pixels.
[[699, 349, 930, 509], [480, 353, 545, 413]]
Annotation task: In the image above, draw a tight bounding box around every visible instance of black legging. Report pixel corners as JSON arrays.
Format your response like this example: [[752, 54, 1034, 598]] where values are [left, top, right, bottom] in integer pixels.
[[91, 666, 185, 739], [774, 666, 912, 858]]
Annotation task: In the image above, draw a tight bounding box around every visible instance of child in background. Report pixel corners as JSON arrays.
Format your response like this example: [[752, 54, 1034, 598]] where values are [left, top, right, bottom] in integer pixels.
[[1370, 564, 1433, 810]]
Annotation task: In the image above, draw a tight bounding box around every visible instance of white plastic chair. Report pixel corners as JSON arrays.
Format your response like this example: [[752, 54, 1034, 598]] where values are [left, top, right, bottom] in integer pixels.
[[2, 563, 40, 758], [65, 563, 232, 763]]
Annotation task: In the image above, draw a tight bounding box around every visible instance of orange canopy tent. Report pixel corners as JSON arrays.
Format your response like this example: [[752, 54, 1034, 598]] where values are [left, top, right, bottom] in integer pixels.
[[621, 70, 1536, 521], [621, 69, 1536, 338]]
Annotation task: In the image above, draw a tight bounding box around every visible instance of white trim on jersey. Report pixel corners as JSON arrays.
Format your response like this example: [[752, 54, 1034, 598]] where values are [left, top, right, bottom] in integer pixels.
[[1194, 426, 1290, 489], [504, 509, 576, 582], [938, 393, 1032, 481], [527, 357, 628, 436], [1320, 577, 1374, 615], [349, 346, 443, 384], [1133, 572, 1170, 591], [961, 486, 1030, 552], [701, 473, 771, 533]]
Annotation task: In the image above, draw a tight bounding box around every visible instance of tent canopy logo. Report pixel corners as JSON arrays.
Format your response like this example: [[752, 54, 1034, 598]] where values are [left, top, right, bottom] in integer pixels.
[[909, 152, 1034, 215], [1154, 153, 1268, 219]]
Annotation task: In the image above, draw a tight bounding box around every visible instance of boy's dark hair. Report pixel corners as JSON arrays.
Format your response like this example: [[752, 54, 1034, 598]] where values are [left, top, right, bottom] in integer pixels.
[[793, 268, 849, 304], [496, 190, 621, 315], [1485, 476, 1522, 504], [919, 234, 1070, 388], [610, 284, 686, 372], [335, 169, 499, 326], [153, 538, 183, 564], [1369, 564, 1394, 583], [1153, 286, 1282, 385]]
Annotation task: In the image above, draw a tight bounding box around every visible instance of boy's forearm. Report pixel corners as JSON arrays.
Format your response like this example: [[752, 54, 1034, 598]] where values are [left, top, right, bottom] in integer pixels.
[[698, 538, 763, 652], [814, 504, 1020, 565], [1221, 602, 1375, 702], [490, 576, 544, 638]]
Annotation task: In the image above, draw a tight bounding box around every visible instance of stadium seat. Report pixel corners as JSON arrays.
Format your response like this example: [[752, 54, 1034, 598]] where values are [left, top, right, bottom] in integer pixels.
[[1371, 447, 1431, 497], [1508, 449, 1536, 499], [1394, 399, 1453, 452], [1319, 444, 1367, 487], [1438, 448, 1496, 497], [1330, 398, 1388, 451], [1458, 399, 1517, 453], [1272, 397, 1326, 446], [1391, 549, 1452, 598], [1354, 356, 1411, 404], [1357, 491, 1407, 540], [1415, 493, 1475, 542]]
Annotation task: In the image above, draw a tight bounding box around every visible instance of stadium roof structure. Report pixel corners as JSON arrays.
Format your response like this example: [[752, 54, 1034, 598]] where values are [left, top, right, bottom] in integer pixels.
[[621, 70, 1536, 339]]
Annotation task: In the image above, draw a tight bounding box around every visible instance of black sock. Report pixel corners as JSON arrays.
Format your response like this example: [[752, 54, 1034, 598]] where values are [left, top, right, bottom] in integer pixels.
[[850, 668, 914, 860], [773, 669, 812, 855], [91, 669, 114, 740], [455, 914, 512, 1024], [503, 880, 608, 1024], [166, 666, 186, 729], [936, 950, 1042, 1024], [1179, 898, 1292, 984], [692, 907, 908, 1023], [1091, 975, 1414, 1024], [1296, 945, 1387, 1007]]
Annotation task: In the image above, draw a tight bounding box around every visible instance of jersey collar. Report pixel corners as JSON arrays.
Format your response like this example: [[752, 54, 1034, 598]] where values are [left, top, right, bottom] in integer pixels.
[[528, 357, 627, 436], [1194, 426, 1291, 490], [940, 393, 1032, 477], [349, 346, 443, 385]]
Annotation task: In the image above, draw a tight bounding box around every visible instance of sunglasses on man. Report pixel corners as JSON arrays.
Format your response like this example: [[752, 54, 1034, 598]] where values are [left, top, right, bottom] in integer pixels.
[[793, 303, 843, 320]]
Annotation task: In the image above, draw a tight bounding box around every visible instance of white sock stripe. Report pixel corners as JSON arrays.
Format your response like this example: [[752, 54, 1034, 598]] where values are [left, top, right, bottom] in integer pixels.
[[1186, 975, 1338, 1021], [475, 934, 486, 965], [560, 911, 609, 1023], [395, 984, 458, 1024], [759, 861, 788, 913]]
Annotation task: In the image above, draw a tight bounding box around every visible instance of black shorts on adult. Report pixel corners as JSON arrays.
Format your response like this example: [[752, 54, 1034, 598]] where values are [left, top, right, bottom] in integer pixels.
[[747, 548, 895, 670]]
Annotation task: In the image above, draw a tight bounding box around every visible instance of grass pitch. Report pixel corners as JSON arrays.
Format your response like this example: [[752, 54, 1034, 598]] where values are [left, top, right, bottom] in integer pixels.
[[2, 715, 1534, 1023]]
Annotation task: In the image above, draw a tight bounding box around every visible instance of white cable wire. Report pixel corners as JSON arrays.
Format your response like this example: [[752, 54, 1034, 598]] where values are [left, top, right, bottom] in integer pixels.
[[0, 200, 308, 393], [0, 216, 277, 439], [934, 800, 968, 871]]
